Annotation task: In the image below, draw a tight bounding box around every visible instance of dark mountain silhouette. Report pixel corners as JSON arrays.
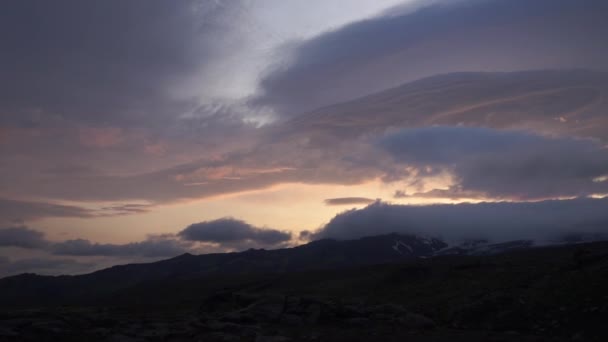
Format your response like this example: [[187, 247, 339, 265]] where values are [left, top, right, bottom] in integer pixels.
[[0, 234, 447, 306], [1, 234, 608, 341]]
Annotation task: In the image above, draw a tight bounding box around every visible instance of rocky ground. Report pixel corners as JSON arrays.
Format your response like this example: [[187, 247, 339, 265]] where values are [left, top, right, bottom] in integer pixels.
[[2, 241, 608, 341], [0, 296, 562, 342]]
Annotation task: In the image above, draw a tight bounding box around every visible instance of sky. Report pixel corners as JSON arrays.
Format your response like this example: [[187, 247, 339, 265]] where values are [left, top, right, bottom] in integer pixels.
[[1, 0, 608, 277]]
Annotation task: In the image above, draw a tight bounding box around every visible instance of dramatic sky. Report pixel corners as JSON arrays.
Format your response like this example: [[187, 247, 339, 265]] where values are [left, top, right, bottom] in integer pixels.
[[2, 0, 608, 277]]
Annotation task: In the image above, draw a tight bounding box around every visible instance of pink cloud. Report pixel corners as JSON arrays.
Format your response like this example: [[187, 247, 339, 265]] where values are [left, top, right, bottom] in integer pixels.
[[78, 127, 124, 148]]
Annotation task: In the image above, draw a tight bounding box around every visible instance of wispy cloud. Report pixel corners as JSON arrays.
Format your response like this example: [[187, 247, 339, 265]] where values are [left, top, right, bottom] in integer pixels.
[[324, 197, 377, 206]]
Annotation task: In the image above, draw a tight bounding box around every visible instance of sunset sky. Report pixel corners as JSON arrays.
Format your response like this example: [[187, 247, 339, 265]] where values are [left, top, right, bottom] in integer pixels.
[[2, 0, 608, 276]]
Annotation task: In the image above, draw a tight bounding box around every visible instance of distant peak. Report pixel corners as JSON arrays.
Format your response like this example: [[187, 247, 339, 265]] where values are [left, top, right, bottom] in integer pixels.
[[175, 252, 194, 259]]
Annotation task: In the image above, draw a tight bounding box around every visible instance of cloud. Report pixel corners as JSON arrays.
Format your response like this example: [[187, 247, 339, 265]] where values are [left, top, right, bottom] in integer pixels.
[[1, 217, 295, 259], [178, 218, 292, 248], [0, 0, 247, 128], [50, 235, 190, 258], [0, 255, 10, 265], [3, 69, 608, 205], [312, 198, 608, 243], [324, 197, 377, 206], [1, 0, 607, 210], [0, 217, 297, 276], [0, 258, 96, 278], [0, 199, 95, 224], [0, 198, 154, 224], [378, 126, 608, 200], [0, 226, 49, 249], [254, 0, 608, 116], [0, 226, 189, 258]]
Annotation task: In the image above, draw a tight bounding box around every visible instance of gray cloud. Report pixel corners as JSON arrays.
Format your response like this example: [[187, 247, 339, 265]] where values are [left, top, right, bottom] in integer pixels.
[[1, 217, 295, 259], [324, 197, 377, 206], [0, 226, 49, 249], [255, 0, 608, 116], [0, 198, 95, 224], [312, 198, 608, 243], [50, 236, 190, 258], [1, 0, 608, 211], [0, 258, 96, 278], [0, 0, 246, 127], [0, 226, 189, 258], [378, 126, 608, 200], [5, 69, 608, 205], [0, 198, 155, 224], [0, 1, 260, 202], [178, 218, 292, 248], [0, 217, 297, 276]]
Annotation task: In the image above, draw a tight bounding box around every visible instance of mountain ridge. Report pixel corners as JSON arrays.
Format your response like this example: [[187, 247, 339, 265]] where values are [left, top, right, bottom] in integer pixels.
[[2, 232, 605, 308]]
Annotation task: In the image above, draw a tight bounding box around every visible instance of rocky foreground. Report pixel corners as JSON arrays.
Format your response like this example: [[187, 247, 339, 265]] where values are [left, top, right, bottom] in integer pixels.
[[1, 239, 608, 341], [0, 293, 563, 342]]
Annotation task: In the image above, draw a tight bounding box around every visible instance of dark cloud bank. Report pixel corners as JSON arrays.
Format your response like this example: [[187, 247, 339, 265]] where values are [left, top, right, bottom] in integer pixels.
[[0, 218, 291, 259], [378, 126, 608, 200], [312, 198, 608, 243], [0, 226, 48, 249]]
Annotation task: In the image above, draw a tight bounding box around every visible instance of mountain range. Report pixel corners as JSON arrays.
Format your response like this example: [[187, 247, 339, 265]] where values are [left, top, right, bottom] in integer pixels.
[[0, 233, 599, 307]]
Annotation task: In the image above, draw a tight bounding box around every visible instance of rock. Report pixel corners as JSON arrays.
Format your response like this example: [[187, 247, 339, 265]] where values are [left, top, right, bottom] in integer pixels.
[[399, 313, 436, 330], [29, 319, 69, 334], [283, 296, 301, 312], [0, 327, 19, 337], [303, 302, 323, 324], [91, 327, 111, 337], [280, 314, 305, 326], [345, 317, 371, 326], [220, 310, 257, 324], [369, 303, 409, 316], [199, 319, 261, 339], [107, 334, 147, 342], [205, 332, 242, 342], [337, 304, 367, 319], [255, 335, 291, 342], [241, 294, 286, 322]]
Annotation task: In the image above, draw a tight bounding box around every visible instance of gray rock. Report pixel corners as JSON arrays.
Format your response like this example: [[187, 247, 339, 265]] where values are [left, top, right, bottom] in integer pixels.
[[303, 303, 323, 324], [369, 303, 409, 315], [280, 314, 305, 326], [345, 317, 371, 326], [243, 295, 286, 322], [205, 332, 242, 342], [399, 313, 436, 330], [255, 335, 291, 342], [0, 326, 19, 337]]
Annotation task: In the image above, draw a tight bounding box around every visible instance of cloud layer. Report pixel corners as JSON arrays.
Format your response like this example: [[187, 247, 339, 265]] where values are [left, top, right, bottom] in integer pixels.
[[50, 237, 191, 258], [0, 0, 246, 127], [0, 226, 48, 249], [255, 0, 608, 116], [312, 198, 608, 243], [378, 126, 608, 200], [0, 218, 294, 276]]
